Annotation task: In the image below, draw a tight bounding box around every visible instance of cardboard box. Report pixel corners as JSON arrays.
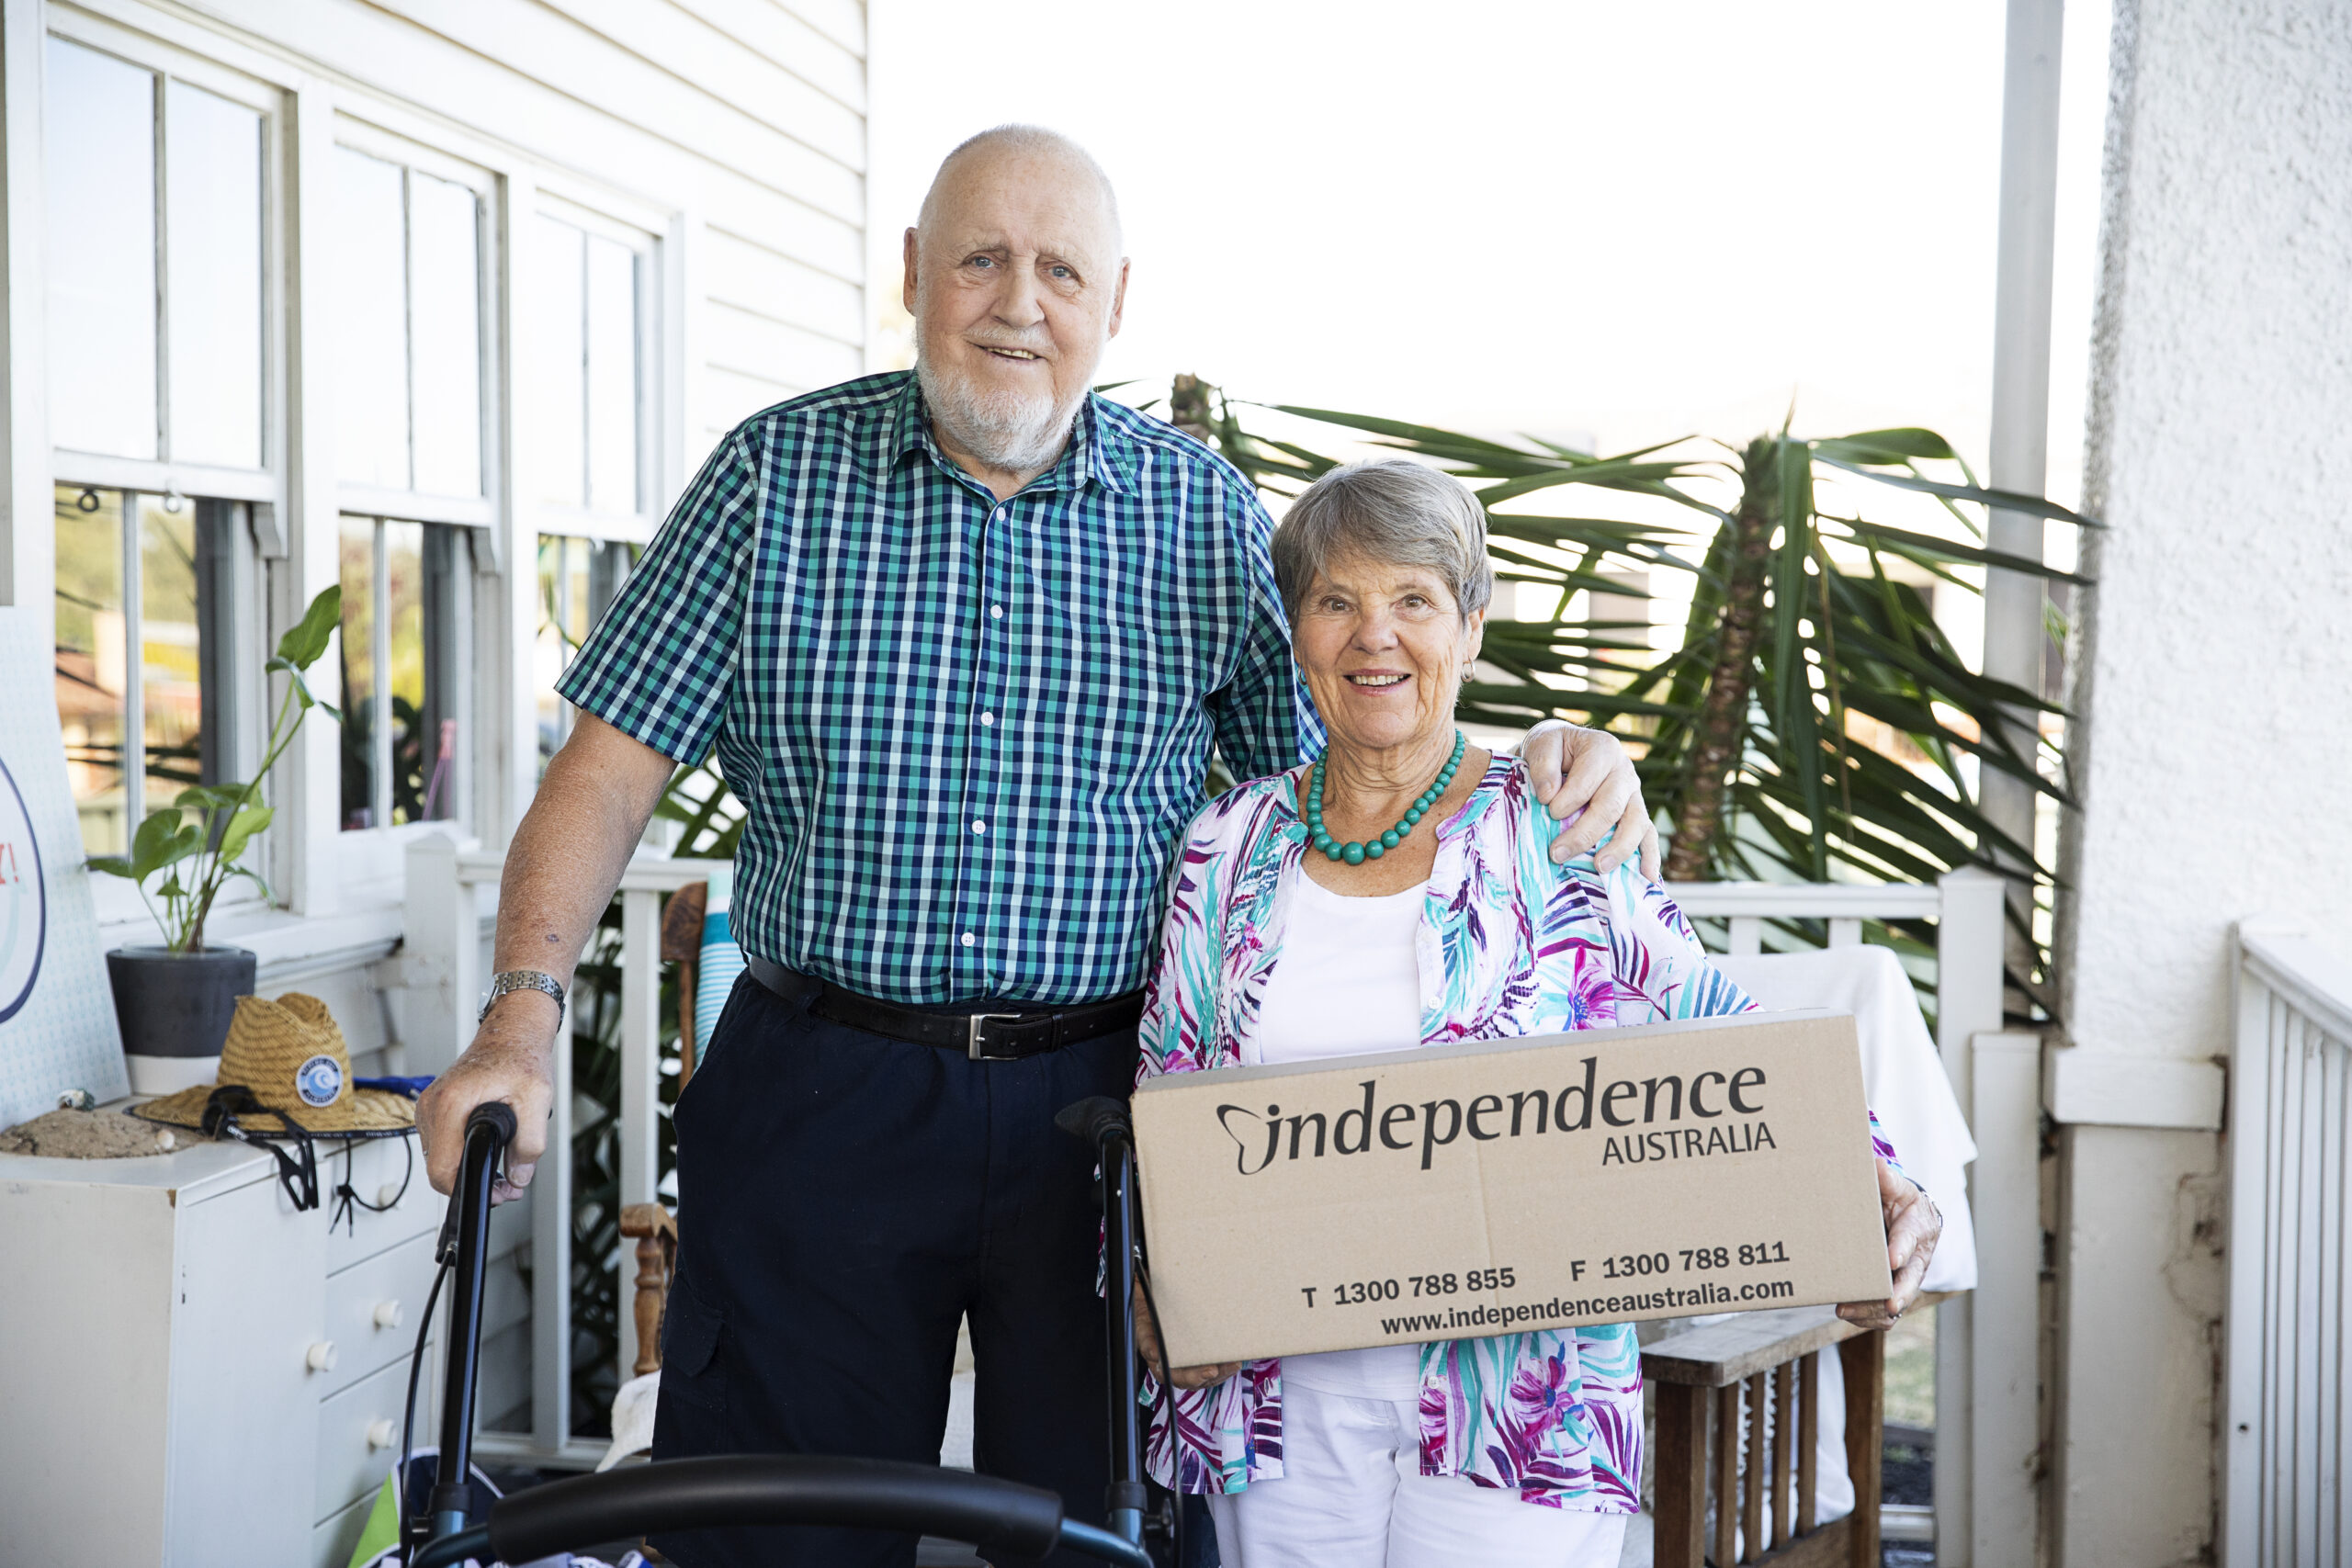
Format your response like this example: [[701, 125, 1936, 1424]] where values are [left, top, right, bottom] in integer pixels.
[[1131, 1009, 1894, 1367]]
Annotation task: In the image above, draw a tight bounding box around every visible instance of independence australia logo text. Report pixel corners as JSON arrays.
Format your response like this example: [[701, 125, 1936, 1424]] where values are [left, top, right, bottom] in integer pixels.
[[1215, 1056, 1777, 1175]]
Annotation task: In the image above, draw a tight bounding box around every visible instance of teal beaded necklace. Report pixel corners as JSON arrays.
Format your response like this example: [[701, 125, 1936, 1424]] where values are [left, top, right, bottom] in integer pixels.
[[1306, 730, 1466, 864]]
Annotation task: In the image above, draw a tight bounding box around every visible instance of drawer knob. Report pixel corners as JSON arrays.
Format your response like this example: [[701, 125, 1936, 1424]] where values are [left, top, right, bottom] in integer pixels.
[[367, 1418, 397, 1450], [374, 1299, 404, 1330], [306, 1340, 338, 1373], [376, 1182, 404, 1207]]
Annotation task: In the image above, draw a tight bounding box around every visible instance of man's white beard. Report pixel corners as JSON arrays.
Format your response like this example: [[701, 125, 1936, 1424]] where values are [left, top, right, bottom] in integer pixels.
[[915, 329, 1089, 476]]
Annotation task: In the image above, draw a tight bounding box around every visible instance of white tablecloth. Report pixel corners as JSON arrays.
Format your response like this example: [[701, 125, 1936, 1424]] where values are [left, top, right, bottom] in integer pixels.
[[1713, 944, 1977, 1292]]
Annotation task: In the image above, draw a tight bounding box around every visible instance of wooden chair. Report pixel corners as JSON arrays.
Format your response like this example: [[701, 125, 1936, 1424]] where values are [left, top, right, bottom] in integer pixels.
[[1643, 1292, 1951, 1567], [618, 1202, 679, 1378]]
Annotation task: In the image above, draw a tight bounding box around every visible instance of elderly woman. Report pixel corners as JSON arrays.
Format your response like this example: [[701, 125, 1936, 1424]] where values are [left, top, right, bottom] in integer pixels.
[[1130, 459, 1939, 1567]]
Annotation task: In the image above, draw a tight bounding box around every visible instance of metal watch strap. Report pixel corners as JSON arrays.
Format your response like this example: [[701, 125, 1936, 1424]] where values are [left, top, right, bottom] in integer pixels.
[[480, 970, 566, 1022]]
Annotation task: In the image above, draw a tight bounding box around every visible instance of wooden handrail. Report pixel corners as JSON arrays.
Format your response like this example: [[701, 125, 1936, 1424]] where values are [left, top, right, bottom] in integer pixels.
[[1644, 1292, 1953, 1389]]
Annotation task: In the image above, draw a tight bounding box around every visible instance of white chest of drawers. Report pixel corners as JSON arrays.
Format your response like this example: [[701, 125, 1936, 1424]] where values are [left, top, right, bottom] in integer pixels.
[[0, 1126, 442, 1568]]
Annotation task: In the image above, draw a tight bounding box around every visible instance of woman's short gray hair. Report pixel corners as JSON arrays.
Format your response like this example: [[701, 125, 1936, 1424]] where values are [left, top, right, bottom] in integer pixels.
[[1271, 459, 1493, 625]]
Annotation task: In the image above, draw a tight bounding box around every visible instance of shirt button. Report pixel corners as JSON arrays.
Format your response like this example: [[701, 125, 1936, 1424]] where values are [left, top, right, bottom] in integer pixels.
[[989, 604, 1003, 619], [979, 711, 994, 727], [960, 932, 977, 948], [971, 819, 987, 834]]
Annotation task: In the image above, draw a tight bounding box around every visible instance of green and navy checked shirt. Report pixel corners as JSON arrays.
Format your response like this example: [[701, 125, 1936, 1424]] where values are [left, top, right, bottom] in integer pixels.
[[559, 372, 1321, 1006]]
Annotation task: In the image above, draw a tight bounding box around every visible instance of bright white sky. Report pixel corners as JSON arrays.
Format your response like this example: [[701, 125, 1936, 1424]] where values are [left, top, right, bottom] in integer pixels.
[[867, 0, 2111, 636]]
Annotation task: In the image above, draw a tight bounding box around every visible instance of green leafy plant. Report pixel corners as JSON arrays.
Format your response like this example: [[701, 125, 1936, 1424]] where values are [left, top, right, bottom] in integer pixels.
[[1162, 385, 2091, 1011], [88, 585, 344, 950]]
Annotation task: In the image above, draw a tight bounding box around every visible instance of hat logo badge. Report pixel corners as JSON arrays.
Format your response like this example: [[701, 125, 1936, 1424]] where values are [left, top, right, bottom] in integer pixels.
[[294, 1053, 343, 1108]]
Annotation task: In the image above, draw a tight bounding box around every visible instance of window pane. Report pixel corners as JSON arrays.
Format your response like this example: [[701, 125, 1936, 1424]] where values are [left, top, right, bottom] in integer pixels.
[[338, 516, 378, 829], [335, 150, 409, 488], [584, 236, 638, 513], [383, 521, 426, 824], [535, 219, 586, 507], [45, 39, 157, 460], [408, 173, 481, 497], [136, 496, 203, 810], [53, 486, 127, 853], [416, 526, 465, 823], [535, 533, 587, 775], [164, 82, 264, 468]]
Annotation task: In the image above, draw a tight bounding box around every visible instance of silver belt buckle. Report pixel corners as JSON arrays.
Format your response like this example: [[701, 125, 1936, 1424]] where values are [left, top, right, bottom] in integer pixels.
[[967, 1012, 1022, 1061]]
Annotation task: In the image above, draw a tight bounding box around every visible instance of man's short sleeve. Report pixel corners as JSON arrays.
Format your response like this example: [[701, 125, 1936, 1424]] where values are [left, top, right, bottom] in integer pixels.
[[1206, 480, 1323, 782], [557, 434, 757, 763]]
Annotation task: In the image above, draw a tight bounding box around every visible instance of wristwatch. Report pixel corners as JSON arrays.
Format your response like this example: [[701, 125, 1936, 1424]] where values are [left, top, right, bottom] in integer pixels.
[[480, 970, 567, 1022]]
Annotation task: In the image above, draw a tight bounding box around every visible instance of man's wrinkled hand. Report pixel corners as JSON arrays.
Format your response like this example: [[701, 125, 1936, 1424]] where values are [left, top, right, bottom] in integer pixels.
[[417, 992, 560, 1204], [1134, 1280, 1240, 1391], [1521, 721, 1661, 880], [1837, 1156, 1941, 1330]]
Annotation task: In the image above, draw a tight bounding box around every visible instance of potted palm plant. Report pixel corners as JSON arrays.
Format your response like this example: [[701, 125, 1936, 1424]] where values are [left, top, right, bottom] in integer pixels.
[[93, 586, 342, 1093]]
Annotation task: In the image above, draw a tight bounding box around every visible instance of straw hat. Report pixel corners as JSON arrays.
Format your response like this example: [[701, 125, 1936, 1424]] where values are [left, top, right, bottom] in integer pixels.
[[135, 993, 414, 1138]]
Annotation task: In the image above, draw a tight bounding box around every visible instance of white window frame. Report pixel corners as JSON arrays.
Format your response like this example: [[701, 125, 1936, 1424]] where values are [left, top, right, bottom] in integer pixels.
[[529, 192, 665, 548], [40, 14, 287, 933], [335, 512, 476, 837], [328, 116, 501, 532], [12, 4, 696, 937], [305, 115, 507, 897], [43, 10, 288, 515]]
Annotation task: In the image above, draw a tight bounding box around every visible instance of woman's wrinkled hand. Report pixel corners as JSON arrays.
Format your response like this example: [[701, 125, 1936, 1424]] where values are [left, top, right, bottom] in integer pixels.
[[1134, 1280, 1241, 1390], [1837, 1155, 1941, 1330]]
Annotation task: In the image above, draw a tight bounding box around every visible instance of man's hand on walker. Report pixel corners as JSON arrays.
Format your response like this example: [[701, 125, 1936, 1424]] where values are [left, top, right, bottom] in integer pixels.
[[1133, 1280, 1240, 1391], [1520, 721, 1661, 880], [417, 992, 560, 1204], [1836, 1156, 1941, 1331]]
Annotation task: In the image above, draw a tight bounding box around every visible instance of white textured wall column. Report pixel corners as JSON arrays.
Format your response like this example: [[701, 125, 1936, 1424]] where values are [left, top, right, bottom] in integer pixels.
[[2056, 1, 2352, 1562]]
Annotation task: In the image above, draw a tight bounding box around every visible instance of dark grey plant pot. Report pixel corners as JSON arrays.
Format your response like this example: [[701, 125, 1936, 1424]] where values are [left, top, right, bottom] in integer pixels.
[[108, 945, 255, 1095]]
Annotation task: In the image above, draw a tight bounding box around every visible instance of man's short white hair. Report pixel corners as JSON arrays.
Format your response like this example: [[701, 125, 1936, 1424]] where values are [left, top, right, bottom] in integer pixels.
[[917, 124, 1123, 246]]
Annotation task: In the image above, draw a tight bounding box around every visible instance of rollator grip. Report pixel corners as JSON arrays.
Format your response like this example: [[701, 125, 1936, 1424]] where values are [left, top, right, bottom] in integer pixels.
[[467, 1099, 519, 1146], [1054, 1096, 1132, 1151]]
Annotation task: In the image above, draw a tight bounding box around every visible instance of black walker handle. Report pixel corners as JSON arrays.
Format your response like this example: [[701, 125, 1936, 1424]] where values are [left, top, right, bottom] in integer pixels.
[[427, 1100, 517, 1543], [405, 1455, 1154, 1568]]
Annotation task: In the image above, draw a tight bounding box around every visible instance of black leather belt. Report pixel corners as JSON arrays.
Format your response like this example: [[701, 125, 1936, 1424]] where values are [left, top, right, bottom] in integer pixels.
[[744, 955, 1143, 1061]]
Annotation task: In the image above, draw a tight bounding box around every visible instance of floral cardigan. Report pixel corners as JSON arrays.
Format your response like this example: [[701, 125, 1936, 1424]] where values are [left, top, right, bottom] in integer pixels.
[[1135, 755, 1901, 1512]]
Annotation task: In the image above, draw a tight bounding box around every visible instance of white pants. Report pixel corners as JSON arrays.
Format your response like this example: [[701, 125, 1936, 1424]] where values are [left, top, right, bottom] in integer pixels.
[[1204, 1384, 1630, 1568]]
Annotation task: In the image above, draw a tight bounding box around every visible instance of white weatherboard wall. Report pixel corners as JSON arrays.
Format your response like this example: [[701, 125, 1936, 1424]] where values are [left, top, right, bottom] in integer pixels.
[[2056, 1, 2352, 1562]]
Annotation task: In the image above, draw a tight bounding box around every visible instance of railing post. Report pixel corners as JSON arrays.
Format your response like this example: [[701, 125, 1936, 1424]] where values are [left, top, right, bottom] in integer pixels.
[[1654, 1382, 1708, 1567], [2220, 924, 2278, 1568], [1933, 866, 2005, 1568], [401, 832, 478, 1076], [1970, 1030, 2043, 1568], [532, 917, 576, 1459], [616, 885, 664, 1382]]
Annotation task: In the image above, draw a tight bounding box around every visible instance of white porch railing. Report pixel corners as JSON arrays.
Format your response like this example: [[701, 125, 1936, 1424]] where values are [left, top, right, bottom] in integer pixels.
[[402, 835, 707, 1470], [2223, 925, 2352, 1567], [399, 842, 2024, 1563]]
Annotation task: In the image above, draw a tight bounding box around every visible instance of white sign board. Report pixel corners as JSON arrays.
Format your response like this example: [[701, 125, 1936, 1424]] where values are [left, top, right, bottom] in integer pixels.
[[0, 609, 127, 1124]]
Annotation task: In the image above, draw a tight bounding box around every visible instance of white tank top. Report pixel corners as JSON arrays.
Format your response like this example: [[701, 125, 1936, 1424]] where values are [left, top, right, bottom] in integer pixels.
[[1245, 868, 1429, 1400]]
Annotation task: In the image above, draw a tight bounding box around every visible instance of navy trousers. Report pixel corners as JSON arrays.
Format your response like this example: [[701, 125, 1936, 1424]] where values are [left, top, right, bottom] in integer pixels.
[[650, 973, 1138, 1568]]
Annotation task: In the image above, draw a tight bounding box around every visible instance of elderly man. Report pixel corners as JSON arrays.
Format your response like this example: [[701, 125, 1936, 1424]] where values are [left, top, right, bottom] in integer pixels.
[[419, 126, 1657, 1568]]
